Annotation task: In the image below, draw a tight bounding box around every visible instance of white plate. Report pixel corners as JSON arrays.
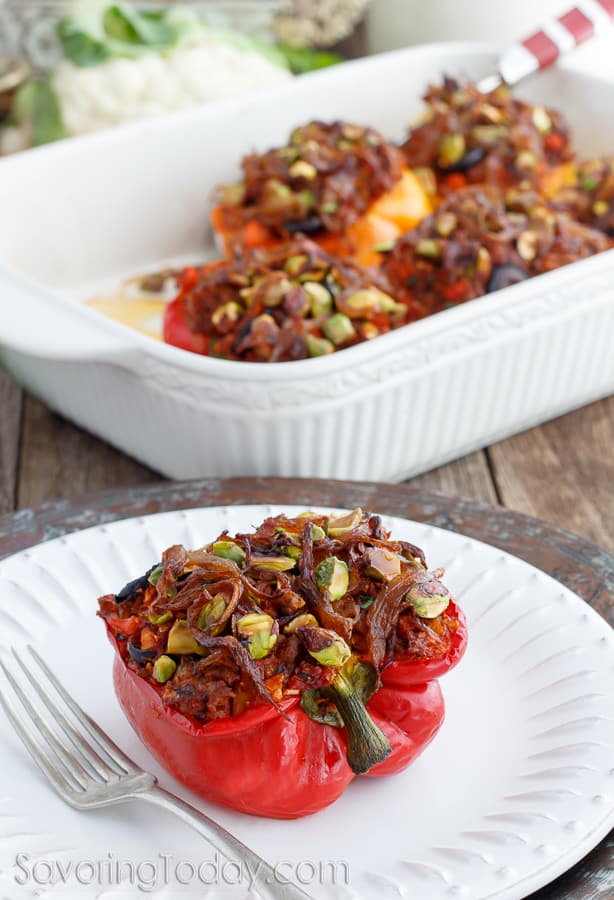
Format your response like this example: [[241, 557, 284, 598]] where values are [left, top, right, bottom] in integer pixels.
[[0, 505, 612, 900]]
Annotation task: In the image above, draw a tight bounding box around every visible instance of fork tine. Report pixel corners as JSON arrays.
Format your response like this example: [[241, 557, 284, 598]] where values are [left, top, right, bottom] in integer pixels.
[[0, 660, 90, 790], [28, 646, 133, 774], [0, 680, 79, 799], [12, 649, 117, 782]]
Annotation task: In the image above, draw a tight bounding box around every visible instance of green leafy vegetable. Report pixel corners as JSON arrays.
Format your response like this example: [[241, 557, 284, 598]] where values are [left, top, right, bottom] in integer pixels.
[[57, 2, 342, 73], [57, 21, 110, 67], [277, 44, 342, 75], [12, 80, 67, 146], [102, 5, 176, 47], [58, 1, 207, 66]]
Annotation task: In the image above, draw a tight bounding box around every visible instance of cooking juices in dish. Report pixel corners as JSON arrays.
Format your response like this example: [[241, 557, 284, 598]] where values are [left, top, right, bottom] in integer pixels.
[[88, 80, 614, 359], [86, 270, 180, 341], [98, 508, 467, 818]]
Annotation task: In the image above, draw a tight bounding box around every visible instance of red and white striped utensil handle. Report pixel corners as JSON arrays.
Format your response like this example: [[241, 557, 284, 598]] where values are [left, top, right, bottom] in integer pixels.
[[492, 1, 614, 87]]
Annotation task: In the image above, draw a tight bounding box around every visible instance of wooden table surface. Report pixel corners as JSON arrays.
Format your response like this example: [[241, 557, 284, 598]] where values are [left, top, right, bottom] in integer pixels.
[[1, 370, 612, 552]]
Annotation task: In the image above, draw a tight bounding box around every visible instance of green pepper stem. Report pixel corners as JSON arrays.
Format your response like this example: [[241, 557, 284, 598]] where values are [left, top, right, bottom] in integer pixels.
[[330, 671, 391, 774]]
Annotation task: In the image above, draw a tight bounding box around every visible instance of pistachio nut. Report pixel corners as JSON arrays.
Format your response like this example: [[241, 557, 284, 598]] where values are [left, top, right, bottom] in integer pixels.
[[212, 541, 245, 567], [299, 625, 351, 667], [315, 557, 349, 601], [327, 508, 362, 536], [237, 613, 278, 659], [152, 655, 177, 683]]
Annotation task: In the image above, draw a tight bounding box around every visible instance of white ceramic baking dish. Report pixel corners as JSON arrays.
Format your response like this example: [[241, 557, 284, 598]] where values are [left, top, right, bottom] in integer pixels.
[[1, 43, 613, 481]]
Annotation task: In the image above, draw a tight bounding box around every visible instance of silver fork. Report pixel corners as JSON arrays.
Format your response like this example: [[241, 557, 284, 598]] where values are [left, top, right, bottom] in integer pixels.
[[0, 645, 312, 900]]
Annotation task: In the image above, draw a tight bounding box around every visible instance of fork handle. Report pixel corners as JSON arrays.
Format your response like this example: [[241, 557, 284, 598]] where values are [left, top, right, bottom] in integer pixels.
[[498, 0, 614, 86], [138, 787, 313, 900]]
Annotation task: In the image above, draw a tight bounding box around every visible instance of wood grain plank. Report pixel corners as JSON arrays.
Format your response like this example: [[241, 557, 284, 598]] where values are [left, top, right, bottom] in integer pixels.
[[17, 395, 157, 508], [409, 450, 499, 505], [488, 397, 614, 551], [0, 371, 22, 514]]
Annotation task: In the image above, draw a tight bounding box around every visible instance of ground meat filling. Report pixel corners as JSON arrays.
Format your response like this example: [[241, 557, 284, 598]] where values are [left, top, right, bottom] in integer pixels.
[[98, 510, 462, 723], [402, 77, 572, 196], [215, 120, 404, 238], [164, 653, 240, 720], [381, 185, 612, 317], [396, 606, 461, 660]]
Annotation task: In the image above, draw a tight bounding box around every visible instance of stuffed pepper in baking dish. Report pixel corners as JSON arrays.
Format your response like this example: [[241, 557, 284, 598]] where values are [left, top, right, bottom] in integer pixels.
[[401, 78, 573, 198], [98, 508, 467, 818], [381, 184, 612, 319], [211, 120, 432, 266], [163, 237, 409, 361]]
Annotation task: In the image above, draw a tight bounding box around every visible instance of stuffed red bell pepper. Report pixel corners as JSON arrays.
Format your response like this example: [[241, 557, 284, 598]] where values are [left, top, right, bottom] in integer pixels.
[[163, 237, 410, 361], [98, 509, 467, 818], [381, 184, 612, 319], [211, 120, 432, 267]]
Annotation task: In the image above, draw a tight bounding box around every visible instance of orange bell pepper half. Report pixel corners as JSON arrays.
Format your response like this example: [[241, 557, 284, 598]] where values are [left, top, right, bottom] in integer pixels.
[[211, 168, 432, 266]]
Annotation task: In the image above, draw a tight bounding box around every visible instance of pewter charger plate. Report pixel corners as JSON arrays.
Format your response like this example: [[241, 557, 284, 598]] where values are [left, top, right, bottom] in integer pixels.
[[0, 505, 612, 899]]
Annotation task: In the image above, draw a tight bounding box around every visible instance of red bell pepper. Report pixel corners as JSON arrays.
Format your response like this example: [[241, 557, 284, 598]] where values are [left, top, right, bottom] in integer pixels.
[[106, 620, 462, 818], [101, 511, 468, 819], [382, 598, 468, 687], [163, 298, 208, 355]]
